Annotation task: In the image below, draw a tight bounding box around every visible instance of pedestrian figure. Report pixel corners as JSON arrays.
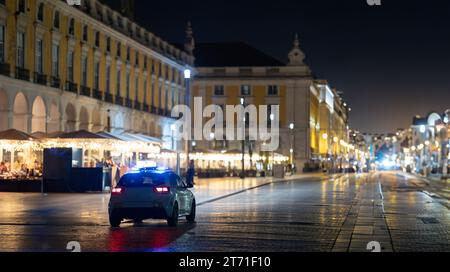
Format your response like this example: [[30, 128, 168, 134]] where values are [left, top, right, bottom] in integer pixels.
[[186, 160, 195, 188]]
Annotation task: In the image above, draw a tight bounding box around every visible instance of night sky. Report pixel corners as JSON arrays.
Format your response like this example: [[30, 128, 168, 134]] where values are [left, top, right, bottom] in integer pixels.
[[115, 0, 450, 133]]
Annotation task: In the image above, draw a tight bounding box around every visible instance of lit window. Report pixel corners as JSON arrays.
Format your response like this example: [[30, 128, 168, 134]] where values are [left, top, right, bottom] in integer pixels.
[[16, 32, 25, 68], [35, 39, 43, 74], [52, 43, 59, 77]]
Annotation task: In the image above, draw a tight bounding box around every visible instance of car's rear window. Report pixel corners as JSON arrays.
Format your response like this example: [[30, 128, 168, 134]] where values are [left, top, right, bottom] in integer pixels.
[[118, 173, 167, 187]]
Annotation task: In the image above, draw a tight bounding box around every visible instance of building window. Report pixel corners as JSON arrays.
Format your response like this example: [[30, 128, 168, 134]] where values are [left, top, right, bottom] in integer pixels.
[[67, 50, 74, 82], [52, 43, 59, 77], [17, 0, 25, 13], [241, 85, 251, 96], [268, 85, 279, 96], [82, 25, 88, 42], [95, 32, 100, 48], [126, 47, 130, 62], [143, 78, 147, 104], [106, 64, 111, 93], [143, 58, 147, 70], [126, 71, 130, 98], [214, 85, 225, 96], [16, 32, 25, 68], [135, 53, 139, 67], [116, 67, 121, 94], [68, 18, 75, 36], [53, 11, 60, 29], [94, 60, 100, 90], [0, 25, 4, 63], [37, 3, 44, 22], [116, 42, 121, 57], [81, 56, 87, 86], [134, 76, 139, 101], [106, 37, 111, 52], [35, 39, 43, 73]]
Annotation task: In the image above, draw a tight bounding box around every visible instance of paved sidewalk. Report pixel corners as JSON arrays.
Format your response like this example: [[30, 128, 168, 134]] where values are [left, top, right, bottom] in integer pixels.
[[396, 171, 450, 201], [192, 173, 325, 204]]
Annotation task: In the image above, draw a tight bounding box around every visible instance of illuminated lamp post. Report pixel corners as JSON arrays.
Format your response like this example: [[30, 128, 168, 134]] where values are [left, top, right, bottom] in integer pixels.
[[184, 68, 191, 174]]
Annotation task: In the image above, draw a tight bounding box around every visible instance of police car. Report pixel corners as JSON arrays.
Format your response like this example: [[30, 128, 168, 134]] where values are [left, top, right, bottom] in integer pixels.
[[108, 167, 196, 227]]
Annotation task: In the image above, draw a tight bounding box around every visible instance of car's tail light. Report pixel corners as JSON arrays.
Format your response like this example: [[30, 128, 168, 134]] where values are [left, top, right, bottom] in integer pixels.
[[154, 186, 170, 193], [112, 187, 123, 194]]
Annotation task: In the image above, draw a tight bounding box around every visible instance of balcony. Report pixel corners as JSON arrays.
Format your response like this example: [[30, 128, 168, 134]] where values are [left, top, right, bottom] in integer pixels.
[[143, 103, 149, 112], [80, 85, 91, 97], [105, 93, 113, 103], [15, 67, 30, 81], [50, 76, 60, 89], [65, 81, 78, 94], [134, 101, 142, 110], [125, 98, 133, 108], [93, 89, 103, 100], [34, 72, 47, 85], [115, 95, 124, 106], [0, 62, 10, 76]]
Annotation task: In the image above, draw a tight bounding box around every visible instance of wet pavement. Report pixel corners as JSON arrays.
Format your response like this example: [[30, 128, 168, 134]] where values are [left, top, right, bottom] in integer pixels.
[[0, 171, 449, 252]]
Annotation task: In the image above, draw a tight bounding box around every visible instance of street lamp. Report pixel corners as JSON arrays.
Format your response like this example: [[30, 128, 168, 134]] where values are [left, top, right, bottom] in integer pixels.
[[184, 67, 191, 174], [240, 97, 246, 179], [289, 123, 295, 167]]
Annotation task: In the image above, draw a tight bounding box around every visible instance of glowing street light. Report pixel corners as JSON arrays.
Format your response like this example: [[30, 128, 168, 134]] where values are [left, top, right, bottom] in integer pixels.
[[333, 137, 339, 143], [183, 68, 191, 79], [420, 125, 426, 133], [322, 133, 328, 140], [289, 123, 294, 130]]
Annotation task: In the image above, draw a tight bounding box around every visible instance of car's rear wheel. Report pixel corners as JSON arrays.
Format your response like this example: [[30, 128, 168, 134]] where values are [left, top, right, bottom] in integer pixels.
[[186, 199, 196, 223], [109, 212, 122, 227], [167, 202, 179, 227]]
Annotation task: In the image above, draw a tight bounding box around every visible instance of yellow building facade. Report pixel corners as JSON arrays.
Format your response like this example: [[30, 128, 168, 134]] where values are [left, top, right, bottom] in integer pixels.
[[0, 0, 194, 150], [191, 38, 349, 171]]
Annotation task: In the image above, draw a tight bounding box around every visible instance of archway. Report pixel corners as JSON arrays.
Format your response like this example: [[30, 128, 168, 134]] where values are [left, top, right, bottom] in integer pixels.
[[47, 101, 60, 133], [141, 119, 148, 135], [65, 103, 76, 132], [0, 90, 8, 131], [79, 107, 90, 131], [31, 96, 47, 133], [12, 93, 28, 132], [149, 121, 156, 137], [91, 108, 102, 132], [112, 113, 124, 133]]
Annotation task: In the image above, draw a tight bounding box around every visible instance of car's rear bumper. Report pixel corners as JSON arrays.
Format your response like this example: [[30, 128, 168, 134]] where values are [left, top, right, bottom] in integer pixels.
[[110, 207, 168, 219]]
